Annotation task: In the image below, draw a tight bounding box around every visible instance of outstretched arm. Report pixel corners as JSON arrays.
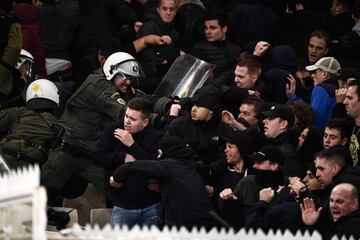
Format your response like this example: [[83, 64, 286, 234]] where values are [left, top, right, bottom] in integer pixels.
[[133, 35, 172, 53], [113, 160, 169, 184]]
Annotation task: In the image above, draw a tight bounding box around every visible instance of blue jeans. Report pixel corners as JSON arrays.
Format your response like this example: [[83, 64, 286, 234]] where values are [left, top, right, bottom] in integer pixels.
[[111, 203, 163, 228]]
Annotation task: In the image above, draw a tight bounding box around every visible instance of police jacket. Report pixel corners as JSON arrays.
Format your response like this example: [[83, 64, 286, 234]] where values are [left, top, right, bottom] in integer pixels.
[[0, 107, 57, 166], [0, 23, 22, 97], [92, 120, 162, 209], [58, 70, 127, 152]]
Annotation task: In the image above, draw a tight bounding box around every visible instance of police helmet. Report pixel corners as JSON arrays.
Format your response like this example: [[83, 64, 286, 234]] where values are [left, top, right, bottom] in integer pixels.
[[102, 52, 144, 81], [26, 79, 59, 109]]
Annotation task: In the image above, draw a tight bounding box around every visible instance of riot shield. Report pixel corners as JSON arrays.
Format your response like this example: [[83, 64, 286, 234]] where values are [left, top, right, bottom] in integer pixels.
[[154, 54, 215, 98]]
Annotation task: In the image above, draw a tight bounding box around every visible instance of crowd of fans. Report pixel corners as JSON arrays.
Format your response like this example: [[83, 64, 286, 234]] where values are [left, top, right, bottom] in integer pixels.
[[1, 0, 360, 239]]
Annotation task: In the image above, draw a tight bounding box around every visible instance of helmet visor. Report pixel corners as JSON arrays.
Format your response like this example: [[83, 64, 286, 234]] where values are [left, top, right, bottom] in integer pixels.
[[110, 60, 145, 79], [19, 59, 35, 82], [113, 72, 142, 90]]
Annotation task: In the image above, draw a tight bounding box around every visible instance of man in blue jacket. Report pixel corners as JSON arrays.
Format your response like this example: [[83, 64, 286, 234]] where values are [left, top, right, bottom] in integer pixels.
[[306, 57, 341, 129]]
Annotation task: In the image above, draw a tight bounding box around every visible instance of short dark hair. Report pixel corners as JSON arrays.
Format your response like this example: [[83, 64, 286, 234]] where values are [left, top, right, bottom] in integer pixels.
[[237, 58, 262, 77], [315, 145, 347, 169], [241, 97, 264, 115], [325, 118, 352, 140], [204, 9, 227, 28], [126, 97, 152, 119], [309, 30, 331, 49], [348, 79, 360, 101]]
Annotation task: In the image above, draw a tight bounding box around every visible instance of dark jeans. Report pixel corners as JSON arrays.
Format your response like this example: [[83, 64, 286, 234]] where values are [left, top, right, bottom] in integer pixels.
[[111, 202, 163, 228]]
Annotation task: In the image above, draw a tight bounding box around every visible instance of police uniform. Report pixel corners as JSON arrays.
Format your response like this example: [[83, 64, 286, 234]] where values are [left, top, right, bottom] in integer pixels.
[[0, 107, 57, 168], [41, 69, 143, 197], [0, 23, 23, 108]]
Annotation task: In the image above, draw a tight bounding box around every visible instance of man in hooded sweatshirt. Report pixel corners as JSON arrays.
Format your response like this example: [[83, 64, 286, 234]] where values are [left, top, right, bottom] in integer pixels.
[[112, 135, 217, 230], [164, 86, 232, 182]]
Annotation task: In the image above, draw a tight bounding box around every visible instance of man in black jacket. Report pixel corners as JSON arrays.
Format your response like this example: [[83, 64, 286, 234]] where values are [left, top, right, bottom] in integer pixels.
[[245, 163, 324, 234], [260, 104, 305, 177], [301, 183, 360, 240], [164, 86, 231, 183], [314, 145, 360, 193], [191, 9, 241, 77], [219, 145, 285, 230], [92, 97, 162, 228], [135, 0, 180, 93], [112, 135, 217, 230]]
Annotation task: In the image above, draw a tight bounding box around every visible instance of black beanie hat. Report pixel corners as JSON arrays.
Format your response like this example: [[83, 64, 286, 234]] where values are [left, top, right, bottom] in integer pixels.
[[221, 127, 252, 156], [192, 86, 222, 115], [158, 136, 198, 160], [306, 162, 317, 176]]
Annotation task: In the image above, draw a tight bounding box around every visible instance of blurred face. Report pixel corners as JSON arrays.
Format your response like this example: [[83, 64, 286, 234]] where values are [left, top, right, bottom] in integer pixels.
[[344, 86, 360, 120], [330, 0, 341, 17], [297, 128, 309, 150], [19, 62, 33, 82], [323, 127, 347, 149], [157, 0, 177, 23], [191, 105, 213, 121], [308, 36, 328, 63], [124, 108, 149, 134], [204, 19, 226, 42], [224, 143, 241, 165], [253, 160, 277, 171], [315, 157, 337, 187], [263, 117, 286, 139], [330, 186, 358, 222], [303, 170, 322, 191], [238, 104, 257, 126], [234, 66, 257, 89], [311, 69, 327, 86], [113, 73, 131, 93]]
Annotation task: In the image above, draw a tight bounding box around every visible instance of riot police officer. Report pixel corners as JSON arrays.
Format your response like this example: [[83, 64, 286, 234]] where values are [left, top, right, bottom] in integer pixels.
[[0, 79, 59, 169], [41, 52, 145, 200]]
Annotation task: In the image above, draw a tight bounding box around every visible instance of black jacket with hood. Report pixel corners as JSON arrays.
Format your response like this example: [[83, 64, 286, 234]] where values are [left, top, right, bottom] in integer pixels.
[[113, 136, 217, 229], [261, 45, 303, 104]]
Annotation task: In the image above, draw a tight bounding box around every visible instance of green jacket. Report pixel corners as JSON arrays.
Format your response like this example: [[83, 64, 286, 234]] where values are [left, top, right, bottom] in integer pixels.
[[0, 23, 22, 96], [59, 70, 144, 152], [0, 107, 57, 165]]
